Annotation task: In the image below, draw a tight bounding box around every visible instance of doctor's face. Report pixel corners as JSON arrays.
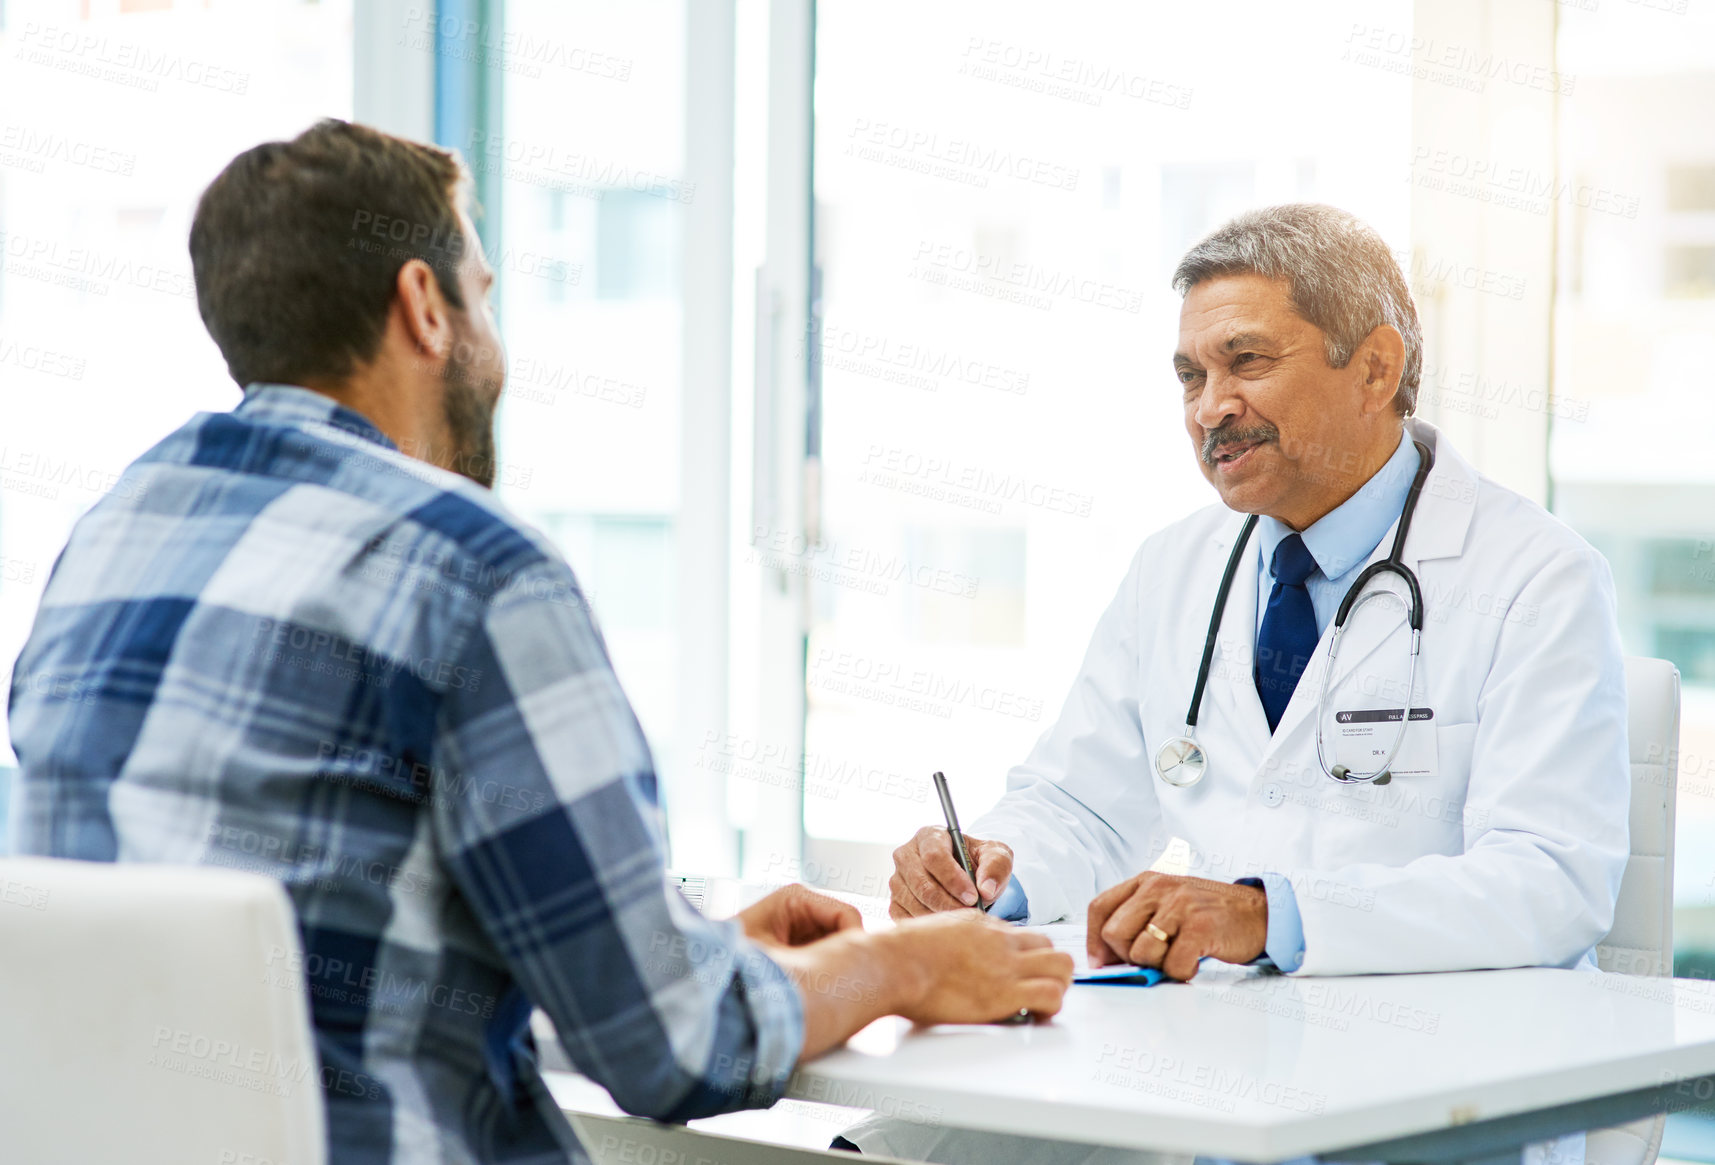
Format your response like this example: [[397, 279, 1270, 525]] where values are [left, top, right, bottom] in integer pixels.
[[1174, 272, 1393, 530]]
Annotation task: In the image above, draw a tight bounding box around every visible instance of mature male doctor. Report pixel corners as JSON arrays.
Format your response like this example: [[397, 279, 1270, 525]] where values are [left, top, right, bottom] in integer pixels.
[[839, 204, 1631, 1163]]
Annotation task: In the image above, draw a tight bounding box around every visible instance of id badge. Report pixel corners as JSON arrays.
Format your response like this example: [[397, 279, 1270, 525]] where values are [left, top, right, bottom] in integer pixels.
[[1329, 707, 1438, 778]]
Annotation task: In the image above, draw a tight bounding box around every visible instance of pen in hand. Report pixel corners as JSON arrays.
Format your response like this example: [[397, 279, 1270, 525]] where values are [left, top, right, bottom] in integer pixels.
[[931, 770, 1032, 1023], [930, 770, 989, 913]]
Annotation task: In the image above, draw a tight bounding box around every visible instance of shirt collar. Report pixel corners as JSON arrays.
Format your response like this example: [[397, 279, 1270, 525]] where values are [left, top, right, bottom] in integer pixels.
[[237, 383, 397, 450], [1257, 428, 1420, 584]]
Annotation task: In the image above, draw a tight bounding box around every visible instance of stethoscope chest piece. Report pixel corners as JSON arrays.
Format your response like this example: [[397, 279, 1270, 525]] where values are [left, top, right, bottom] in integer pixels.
[[1154, 733, 1207, 788]]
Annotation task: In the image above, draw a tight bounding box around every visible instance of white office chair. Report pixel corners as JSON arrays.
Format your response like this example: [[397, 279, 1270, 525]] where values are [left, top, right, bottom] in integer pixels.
[[0, 856, 326, 1165], [1585, 657, 1681, 1165]]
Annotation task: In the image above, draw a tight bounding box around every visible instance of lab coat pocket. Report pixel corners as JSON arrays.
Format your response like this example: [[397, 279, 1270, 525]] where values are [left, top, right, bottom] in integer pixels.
[[1311, 718, 1469, 868]]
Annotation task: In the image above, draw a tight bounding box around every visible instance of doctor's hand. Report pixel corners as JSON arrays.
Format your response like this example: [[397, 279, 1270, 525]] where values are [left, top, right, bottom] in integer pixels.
[[737, 883, 864, 948], [889, 826, 1014, 919], [1086, 873, 1268, 982]]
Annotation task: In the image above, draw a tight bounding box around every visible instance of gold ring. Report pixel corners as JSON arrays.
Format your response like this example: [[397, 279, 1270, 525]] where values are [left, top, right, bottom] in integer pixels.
[[1145, 921, 1171, 943]]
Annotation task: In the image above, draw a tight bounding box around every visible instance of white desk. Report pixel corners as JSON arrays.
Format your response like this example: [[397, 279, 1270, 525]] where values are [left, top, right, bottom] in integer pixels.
[[546, 897, 1715, 1163], [781, 964, 1715, 1163]]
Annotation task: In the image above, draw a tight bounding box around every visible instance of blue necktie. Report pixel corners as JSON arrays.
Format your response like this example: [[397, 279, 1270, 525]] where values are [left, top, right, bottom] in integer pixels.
[[1255, 533, 1319, 733]]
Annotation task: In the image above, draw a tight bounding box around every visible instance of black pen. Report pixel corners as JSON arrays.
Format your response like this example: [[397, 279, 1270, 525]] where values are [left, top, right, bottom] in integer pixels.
[[931, 770, 989, 912]]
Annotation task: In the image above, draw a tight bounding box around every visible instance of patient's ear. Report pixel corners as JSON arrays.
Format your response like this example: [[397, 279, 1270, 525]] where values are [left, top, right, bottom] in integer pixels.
[[393, 258, 454, 361]]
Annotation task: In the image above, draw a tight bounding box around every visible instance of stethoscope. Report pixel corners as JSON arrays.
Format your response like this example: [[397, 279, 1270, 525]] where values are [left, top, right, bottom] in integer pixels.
[[1153, 440, 1434, 790]]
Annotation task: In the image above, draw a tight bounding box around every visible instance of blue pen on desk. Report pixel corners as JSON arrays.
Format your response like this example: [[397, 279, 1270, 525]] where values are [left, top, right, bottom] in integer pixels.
[[930, 770, 989, 913]]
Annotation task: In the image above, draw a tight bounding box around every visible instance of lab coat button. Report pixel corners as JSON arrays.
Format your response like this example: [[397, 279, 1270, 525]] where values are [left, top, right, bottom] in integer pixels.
[[1259, 783, 1284, 807]]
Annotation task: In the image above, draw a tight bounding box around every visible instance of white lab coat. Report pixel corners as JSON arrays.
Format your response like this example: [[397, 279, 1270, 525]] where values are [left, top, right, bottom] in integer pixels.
[[976, 416, 1630, 972], [843, 418, 1630, 1163]]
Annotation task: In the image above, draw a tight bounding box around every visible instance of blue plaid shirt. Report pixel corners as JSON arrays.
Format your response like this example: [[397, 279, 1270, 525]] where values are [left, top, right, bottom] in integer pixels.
[[7, 384, 804, 1164]]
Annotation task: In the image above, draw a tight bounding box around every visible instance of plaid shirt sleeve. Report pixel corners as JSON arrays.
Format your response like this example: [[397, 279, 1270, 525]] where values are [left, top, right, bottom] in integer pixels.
[[429, 556, 804, 1121]]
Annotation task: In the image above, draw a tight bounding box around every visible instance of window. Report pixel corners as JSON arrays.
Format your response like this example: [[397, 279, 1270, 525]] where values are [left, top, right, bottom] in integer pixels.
[[899, 525, 1027, 647], [806, 0, 1413, 854], [1658, 630, 1715, 687], [1551, 2, 1715, 979], [1649, 538, 1715, 600], [540, 513, 674, 632], [594, 188, 683, 300], [1665, 244, 1715, 298], [1160, 163, 1260, 268], [1668, 164, 1715, 212], [1664, 160, 1715, 298], [493, 0, 726, 866]]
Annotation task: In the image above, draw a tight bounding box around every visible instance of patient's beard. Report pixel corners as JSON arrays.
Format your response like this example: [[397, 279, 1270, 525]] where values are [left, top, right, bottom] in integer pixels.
[[441, 327, 502, 489]]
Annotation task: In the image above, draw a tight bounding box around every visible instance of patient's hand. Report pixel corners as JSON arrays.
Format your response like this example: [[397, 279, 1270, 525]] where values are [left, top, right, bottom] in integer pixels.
[[736, 883, 863, 947], [880, 912, 1073, 1025], [770, 908, 1073, 1063], [1087, 872, 1267, 981]]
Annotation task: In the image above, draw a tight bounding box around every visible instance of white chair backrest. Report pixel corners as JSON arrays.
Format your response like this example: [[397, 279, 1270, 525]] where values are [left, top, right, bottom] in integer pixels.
[[1597, 656, 1681, 977], [1586, 657, 1680, 1165], [0, 856, 325, 1165]]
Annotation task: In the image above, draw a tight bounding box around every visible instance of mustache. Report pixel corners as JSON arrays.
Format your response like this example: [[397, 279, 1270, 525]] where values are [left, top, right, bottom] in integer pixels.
[[1201, 422, 1279, 466]]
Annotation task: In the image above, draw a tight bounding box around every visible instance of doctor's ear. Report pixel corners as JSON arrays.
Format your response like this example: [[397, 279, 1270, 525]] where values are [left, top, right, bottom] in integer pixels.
[[1353, 325, 1406, 416]]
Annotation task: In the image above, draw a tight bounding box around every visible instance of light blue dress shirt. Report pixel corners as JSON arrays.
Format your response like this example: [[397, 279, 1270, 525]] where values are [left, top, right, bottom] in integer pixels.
[[1252, 429, 1421, 638], [989, 875, 1029, 920], [1242, 429, 1420, 972], [991, 431, 1423, 978]]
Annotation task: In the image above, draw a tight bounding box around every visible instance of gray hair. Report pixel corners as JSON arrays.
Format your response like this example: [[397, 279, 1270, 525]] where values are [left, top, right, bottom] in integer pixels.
[[1171, 204, 1421, 416]]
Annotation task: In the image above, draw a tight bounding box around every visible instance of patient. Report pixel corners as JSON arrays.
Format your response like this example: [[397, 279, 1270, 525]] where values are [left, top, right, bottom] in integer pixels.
[[5, 119, 1072, 1164]]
